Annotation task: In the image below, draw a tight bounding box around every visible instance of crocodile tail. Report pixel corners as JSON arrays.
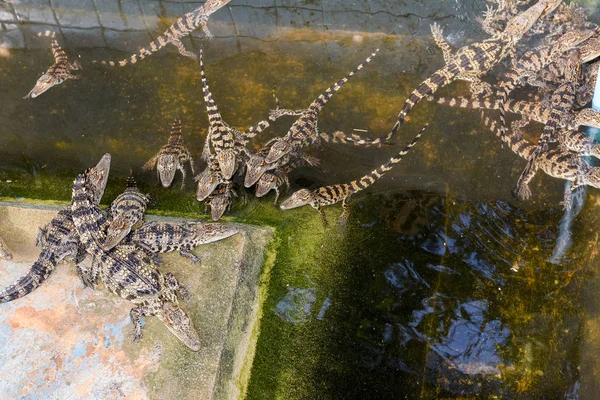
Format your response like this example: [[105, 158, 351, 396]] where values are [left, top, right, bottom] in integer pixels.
[[433, 96, 501, 110], [0, 254, 56, 303], [344, 64, 459, 147], [36, 30, 57, 39], [345, 123, 427, 195], [480, 111, 534, 160], [199, 47, 222, 122], [496, 71, 520, 139], [309, 49, 379, 112]]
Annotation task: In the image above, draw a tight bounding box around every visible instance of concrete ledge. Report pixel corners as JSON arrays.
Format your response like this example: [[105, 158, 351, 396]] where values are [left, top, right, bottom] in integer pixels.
[[0, 201, 273, 399]]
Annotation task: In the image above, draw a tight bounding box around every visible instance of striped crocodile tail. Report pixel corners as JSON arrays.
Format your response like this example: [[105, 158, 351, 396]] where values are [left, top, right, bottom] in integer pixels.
[[0, 254, 56, 303], [198, 46, 222, 119], [480, 111, 534, 160], [347, 123, 428, 194], [310, 49, 379, 112], [93, 35, 169, 67]]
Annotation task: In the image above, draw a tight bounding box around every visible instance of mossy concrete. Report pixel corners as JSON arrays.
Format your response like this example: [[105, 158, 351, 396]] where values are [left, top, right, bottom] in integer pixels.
[[0, 201, 273, 399]]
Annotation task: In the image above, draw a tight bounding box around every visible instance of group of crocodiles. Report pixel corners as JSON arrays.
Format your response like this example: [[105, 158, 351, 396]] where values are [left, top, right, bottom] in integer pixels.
[[4, 0, 600, 349]]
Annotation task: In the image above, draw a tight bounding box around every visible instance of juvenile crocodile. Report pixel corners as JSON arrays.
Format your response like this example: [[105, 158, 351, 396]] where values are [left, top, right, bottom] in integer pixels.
[[346, 0, 562, 147], [495, 29, 592, 136], [255, 156, 320, 204], [103, 173, 150, 251], [431, 95, 600, 144], [25, 31, 82, 99], [199, 48, 286, 180], [481, 111, 600, 209], [95, 0, 231, 67], [144, 118, 195, 190], [130, 221, 239, 263], [71, 166, 200, 350], [264, 49, 379, 164], [280, 124, 427, 227], [195, 154, 226, 201], [0, 154, 111, 303], [0, 236, 12, 261], [204, 181, 236, 221], [514, 78, 578, 199]]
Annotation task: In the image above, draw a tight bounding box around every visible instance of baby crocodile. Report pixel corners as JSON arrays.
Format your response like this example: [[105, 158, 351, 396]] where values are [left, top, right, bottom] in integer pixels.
[[25, 31, 81, 99], [71, 162, 200, 351], [95, 0, 231, 66], [103, 173, 150, 251], [280, 124, 427, 227], [144, 118, 195, 190]]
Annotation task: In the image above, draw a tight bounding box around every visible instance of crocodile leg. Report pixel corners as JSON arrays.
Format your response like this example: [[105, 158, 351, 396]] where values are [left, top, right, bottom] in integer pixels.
[[130, 304, 153, 342], [338, 196, 352, 225], [165, 272, 191, 300], [171, 38, 197, 59], [514, 159, 539, 200], [430, 23, 454, 65], [179, 163, 187, 190], [179, 250, 201, 265]]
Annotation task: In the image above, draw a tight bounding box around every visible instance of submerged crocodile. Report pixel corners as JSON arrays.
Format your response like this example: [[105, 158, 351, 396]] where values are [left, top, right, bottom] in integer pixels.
[[144, 118, 195, 190], [345, 0, 562, 147], [264, 49, 379, 164], [95, 0, 231, 66], [0, 154, 111, 303], [255, 156, 320, 204], [280, 124, 428, 227], [130, 221, 239, 264], [71, 163, 200, 350], [25, 31, 82, 99], [103, 173, 150, 251], [481, 111, 600, 209], [198, 47, 276, 180]]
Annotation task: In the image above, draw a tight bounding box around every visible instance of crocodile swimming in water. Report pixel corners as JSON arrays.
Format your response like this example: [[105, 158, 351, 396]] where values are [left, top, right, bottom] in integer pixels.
[[25, 31, 82, 99], [95, 0, 231, 66]]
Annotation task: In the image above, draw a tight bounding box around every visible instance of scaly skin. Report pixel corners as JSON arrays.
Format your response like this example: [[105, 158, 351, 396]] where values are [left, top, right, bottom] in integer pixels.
[[130, 221, 239, 263], [95, 0, 231, 66], [346, 0, 562, 147], [0, 236, 12, 261], [264, 49, 379, 164], [280, 124, 427, 227], [103, 174, 150, 251], [144, 118, 195, 190], [431, 95, 600, 154], [0, 154, 111, 303], [25, 31, 81, 99], [496, 29, 592, 137], [255, 156, 320, 204], [204, 181, 235, 221], [71, 167, 200, 351], [199, 47, 276, 180], [481, 111, 600, 209]]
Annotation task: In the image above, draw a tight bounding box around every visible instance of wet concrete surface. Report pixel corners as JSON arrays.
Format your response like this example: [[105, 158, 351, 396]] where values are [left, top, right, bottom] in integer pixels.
[[0, 201, 273, 399]]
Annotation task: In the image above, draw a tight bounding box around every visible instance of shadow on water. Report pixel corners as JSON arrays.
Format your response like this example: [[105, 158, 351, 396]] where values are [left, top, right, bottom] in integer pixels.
[[1, 1, 600, 398]]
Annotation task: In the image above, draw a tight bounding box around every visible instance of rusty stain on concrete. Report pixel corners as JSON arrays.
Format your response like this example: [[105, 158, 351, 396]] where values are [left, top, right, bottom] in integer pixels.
[[0, 202, 273, 399]]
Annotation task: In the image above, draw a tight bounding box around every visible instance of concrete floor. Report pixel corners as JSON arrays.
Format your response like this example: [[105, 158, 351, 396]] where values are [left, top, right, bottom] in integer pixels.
[[0, 201, 272, 399]]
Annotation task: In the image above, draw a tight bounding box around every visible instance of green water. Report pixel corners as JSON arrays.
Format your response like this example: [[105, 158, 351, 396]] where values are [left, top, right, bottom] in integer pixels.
[[1, 1, 600, 398]]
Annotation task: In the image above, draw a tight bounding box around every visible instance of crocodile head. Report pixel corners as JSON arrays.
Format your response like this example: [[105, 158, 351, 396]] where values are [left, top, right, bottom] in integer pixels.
[[279, 188, 316, 210], [157, 153, 178, 188], [503, 0, 561, 43], [255, 172, 277, 197], [244, 153, 269, 188], [87, 153, 112, 204], [575, 109, 600, 129], [217, 150, 236, 180], [188, 222, 240, 243], [102, 215, 133, 251], [264, 139, 290, 164], [24, 73, 65, 99], [0, 236, 12, 261], [195, 166, 222, 201], [208, 194, 231, 221], [556, 30, 594, 53], [157, 301, 201, 351]]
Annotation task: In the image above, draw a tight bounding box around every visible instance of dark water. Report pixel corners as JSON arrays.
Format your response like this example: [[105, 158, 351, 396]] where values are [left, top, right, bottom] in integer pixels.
[[1, 1, 600, 398]]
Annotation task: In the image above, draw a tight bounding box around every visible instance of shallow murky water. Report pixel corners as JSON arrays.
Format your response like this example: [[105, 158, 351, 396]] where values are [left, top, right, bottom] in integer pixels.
[[1, 1, 600, 398]]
